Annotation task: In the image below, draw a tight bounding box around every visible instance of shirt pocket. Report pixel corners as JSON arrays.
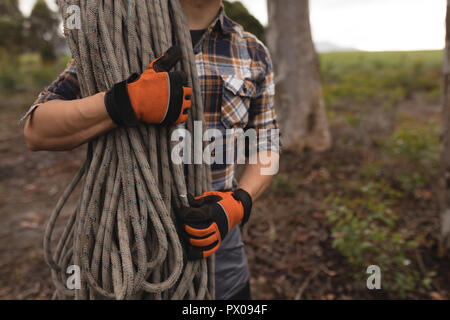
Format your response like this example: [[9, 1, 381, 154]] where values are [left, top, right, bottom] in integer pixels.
[[220, 74, 256, 129]]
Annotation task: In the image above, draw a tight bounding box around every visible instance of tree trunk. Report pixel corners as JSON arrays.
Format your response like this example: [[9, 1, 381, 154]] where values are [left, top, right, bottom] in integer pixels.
[[440, 0, 450, 251], [267, 0, 331, 152]]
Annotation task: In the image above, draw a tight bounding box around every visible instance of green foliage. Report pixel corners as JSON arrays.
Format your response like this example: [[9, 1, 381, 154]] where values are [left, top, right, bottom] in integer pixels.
[[382, 119, 440, 166], [324, 181, 421, 297], [223, 1, 265, 42], [0, 0, 62, 60], [359, 161, 383, 180], [319, 50, 441, 298], [27, 0, 60, 62], [269, 173, 294, 197], [320, 51, 442, 109], [343, 111, 360, 128], [0, 50, 21, 92], [0, 52, 69, 93], [381, 118, 440, 192], [0, 0, 21, 14], [0, 0, 24, 51], [322, 50, 442, 192]]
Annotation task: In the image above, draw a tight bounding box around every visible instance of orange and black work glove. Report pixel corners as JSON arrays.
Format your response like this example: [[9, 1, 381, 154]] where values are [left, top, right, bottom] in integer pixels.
[[176, 189, 252, 260], [104, 46, 192, 127]]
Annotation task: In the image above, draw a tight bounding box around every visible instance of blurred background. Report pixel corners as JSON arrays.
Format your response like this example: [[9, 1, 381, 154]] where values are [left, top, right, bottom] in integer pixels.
[[0, 0, 449, 299]]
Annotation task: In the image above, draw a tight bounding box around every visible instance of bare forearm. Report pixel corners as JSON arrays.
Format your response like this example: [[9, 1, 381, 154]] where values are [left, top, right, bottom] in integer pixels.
[[238, 152, 280, 201], [24, 92, 116, 151]]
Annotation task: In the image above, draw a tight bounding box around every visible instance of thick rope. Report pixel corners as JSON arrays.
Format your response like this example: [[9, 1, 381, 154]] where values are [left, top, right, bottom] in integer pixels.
[[43, 0, 213, 300]]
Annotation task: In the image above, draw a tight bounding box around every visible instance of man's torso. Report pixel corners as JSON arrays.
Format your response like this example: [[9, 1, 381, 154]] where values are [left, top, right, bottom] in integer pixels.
[[25, 8, 278, 300]]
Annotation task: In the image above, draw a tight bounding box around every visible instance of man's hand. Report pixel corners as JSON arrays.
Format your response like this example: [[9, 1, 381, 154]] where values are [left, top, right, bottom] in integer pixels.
[[176, 189, 252, 260], [104, 46, 192, 127]]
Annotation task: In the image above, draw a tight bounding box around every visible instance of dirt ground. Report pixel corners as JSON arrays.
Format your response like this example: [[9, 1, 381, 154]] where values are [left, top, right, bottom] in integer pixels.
[[246, 148, 449, 300], [0, 92, 448, 300]]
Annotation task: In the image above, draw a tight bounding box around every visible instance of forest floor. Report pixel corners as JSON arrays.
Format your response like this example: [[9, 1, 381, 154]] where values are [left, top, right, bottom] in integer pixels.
[[0, 51, 449, 300]]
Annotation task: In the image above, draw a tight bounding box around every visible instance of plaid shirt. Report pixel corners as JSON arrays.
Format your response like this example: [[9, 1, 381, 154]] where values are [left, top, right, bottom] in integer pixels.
[[23, 9, 279, 192]]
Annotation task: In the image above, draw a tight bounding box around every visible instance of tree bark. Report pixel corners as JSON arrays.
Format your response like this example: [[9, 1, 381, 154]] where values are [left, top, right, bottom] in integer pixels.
[[440, 0, 450, 251], [267, 0, 331, 152]]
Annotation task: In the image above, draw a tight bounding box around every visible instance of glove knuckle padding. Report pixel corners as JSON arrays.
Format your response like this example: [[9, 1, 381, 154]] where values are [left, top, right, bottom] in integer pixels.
[[185, 223, 216, 237], [177, 87, 192, 124], [189, 232, 218, 247], [201, 243, 221, 258]]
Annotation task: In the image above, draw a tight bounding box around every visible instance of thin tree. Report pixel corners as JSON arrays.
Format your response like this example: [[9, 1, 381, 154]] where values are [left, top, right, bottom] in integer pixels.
[[440, 0, 450, 251], [267, 0, 331, 152], [0, 0, 24, 51], [27, 0, 60, 62]]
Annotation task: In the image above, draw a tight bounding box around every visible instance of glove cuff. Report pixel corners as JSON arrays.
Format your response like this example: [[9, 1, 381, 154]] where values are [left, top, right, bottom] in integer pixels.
[[104, 74, 140, 127], [233, 189, 252, 226]]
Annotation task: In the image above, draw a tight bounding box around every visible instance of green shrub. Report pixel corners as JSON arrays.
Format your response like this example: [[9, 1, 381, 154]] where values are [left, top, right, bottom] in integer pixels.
[[381, 118, 440, 192], [28, 63, 60, 88], [0, 52, 69, 93], [0, 51, 21, 92], [0, 67, 20, 91], [270, 173, 294, 197], [324, 181, 421, 297], [344, 111, 360, 128], [424, 87, 441, 104], [360, 161, 383, 180], [382, 120, 439, 165]]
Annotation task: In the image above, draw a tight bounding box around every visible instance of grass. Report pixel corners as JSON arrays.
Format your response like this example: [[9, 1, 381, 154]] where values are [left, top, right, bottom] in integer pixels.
[[324, 180, 423, 297], [381, 116, 441, 192], [320, 50, 442, 109], [0, 51, 70, 94], [318, 50, 443, 297]]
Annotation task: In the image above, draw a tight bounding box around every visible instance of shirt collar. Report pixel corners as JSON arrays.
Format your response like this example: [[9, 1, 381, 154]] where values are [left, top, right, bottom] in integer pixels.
[[209, 6, 235, 36], [192, 6, 235, 53]]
